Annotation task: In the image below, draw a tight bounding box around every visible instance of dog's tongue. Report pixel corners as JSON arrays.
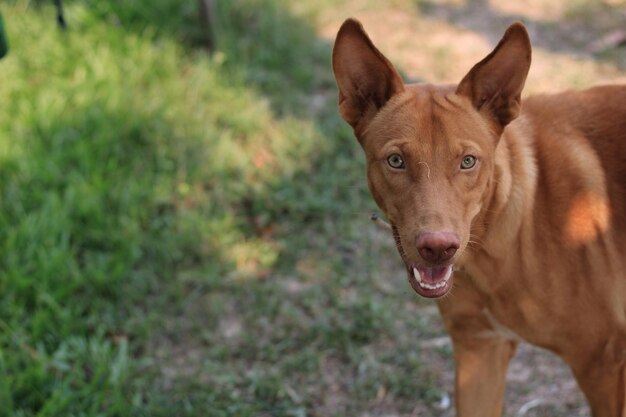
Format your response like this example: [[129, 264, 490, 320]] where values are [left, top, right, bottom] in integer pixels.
[[418, 265, 449, 284]]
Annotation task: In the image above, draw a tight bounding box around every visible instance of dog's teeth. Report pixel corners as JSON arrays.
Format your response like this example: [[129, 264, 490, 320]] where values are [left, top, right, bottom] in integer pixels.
[[419, 282, 438, 290], [415, 265, 454, 290], [413, 267, 421, 282]]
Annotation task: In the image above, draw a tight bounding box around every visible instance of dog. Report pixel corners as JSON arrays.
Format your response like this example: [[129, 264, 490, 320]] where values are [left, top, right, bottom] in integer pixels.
[[332, 19, 626, 416]]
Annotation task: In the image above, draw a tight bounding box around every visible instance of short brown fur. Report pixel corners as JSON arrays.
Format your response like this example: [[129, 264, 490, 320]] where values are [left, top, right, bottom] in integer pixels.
[[333, 18, 626, 416]]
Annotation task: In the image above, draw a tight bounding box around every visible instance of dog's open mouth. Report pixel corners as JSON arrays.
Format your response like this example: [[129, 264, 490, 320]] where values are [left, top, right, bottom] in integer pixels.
[[408, 264, 453, 298], [390, 223, 455, 298]]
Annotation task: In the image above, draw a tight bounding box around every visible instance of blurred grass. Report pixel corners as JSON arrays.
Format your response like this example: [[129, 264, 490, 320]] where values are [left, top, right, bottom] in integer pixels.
[[0, 1, 437, 416]]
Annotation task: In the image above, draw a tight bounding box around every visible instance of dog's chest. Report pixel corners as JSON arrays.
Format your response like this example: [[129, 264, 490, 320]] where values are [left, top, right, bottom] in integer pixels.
[[461, 264, 574, 348], [479, 307, 523, 342]]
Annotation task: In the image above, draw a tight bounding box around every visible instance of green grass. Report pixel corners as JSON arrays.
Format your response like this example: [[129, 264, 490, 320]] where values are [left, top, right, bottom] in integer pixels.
[[0, 1, 441, 416]]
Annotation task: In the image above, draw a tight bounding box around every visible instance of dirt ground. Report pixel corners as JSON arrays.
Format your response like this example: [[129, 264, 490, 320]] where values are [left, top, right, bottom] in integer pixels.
[[314, 0, 626, 415]]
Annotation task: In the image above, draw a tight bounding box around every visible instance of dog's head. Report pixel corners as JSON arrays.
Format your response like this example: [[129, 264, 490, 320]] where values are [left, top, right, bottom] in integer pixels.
[[332, 19, 531, 298]]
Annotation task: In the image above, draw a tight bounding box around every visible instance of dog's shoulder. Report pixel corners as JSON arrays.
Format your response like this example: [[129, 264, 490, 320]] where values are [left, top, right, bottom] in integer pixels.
[[516, 85, 626, 245]]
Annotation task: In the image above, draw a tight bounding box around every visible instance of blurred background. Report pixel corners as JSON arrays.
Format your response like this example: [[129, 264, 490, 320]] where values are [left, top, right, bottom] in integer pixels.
[[0, 0, 625, 416]]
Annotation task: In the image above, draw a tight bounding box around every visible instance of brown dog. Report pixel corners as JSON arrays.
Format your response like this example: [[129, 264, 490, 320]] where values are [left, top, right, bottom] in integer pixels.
[[332, 19, 626, 416]]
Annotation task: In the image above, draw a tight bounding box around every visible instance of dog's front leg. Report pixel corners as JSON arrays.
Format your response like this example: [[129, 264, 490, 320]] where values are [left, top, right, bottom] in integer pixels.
[[450, 333, 517, 417], [438, 278, 517, 417]]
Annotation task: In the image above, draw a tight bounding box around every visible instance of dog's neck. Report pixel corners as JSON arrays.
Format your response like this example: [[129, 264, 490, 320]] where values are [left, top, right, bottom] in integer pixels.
[[464, 114, 538, 270]]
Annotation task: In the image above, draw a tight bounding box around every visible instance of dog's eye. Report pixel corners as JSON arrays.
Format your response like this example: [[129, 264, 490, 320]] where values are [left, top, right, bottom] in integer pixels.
[[387, 154, 405, 169], [460, 155, 477, 170]]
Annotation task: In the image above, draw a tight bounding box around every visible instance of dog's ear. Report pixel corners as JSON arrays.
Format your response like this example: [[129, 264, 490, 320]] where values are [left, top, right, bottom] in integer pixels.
[[332, 18, 404, 134], [456, 23, 531, 128]]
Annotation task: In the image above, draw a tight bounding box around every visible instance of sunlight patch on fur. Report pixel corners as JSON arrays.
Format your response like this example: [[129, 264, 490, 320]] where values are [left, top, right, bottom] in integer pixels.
[[565, 191, 610, 246]]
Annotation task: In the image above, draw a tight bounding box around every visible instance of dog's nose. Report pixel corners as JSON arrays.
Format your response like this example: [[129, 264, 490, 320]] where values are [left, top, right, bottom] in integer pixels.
[[416, 232, 460, 264]]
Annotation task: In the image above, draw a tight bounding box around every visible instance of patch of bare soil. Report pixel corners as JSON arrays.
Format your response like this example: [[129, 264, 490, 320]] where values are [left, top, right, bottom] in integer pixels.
[[504, 344, 588, 417]]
